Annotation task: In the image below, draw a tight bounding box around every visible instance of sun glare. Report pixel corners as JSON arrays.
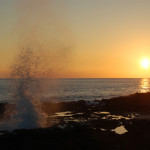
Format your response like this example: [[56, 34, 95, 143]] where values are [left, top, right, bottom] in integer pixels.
[[141, 59, 150, 69]]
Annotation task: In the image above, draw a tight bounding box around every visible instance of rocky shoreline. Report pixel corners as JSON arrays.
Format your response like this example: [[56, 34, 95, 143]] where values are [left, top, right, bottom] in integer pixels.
[[1, 92, 150, 149]]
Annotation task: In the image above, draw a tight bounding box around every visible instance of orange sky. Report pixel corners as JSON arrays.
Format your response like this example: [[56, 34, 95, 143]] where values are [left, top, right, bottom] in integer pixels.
[[1, 0, 150, 78]]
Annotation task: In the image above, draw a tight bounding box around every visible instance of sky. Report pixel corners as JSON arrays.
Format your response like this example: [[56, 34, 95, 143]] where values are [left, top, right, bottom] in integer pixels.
[[1, 0, 150, 78]]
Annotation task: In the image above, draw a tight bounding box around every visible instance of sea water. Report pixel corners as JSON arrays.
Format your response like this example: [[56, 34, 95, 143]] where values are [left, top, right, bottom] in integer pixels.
[[0, 78, 150, 103]]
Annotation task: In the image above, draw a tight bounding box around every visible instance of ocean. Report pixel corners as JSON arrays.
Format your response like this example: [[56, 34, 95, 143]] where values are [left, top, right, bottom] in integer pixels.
[[0, 78, 150, 103]]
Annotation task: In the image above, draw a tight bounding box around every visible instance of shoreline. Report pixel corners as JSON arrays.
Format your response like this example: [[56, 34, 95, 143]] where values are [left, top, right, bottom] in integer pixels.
[[0, 92, 150, 149]]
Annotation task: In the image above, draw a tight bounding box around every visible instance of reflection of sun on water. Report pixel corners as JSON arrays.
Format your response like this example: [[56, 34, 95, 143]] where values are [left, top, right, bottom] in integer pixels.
[[140, 78, 150, 93]]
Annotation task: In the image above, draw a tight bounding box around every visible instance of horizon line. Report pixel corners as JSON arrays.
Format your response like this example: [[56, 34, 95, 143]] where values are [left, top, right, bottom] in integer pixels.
[[0, 77, 149, 79]]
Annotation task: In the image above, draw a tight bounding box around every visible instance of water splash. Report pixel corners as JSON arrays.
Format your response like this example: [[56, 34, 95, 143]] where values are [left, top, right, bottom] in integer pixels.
[[10, 46, 47, 130], [0, 0, 72, 131]]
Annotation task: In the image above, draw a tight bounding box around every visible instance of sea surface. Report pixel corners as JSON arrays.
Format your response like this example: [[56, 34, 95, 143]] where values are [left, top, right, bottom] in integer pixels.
[[0, 78, 150, 103]]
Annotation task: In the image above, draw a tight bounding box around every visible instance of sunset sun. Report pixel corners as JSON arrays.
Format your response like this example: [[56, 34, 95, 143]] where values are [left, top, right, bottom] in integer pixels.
[[141, 59, 150, 69]]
